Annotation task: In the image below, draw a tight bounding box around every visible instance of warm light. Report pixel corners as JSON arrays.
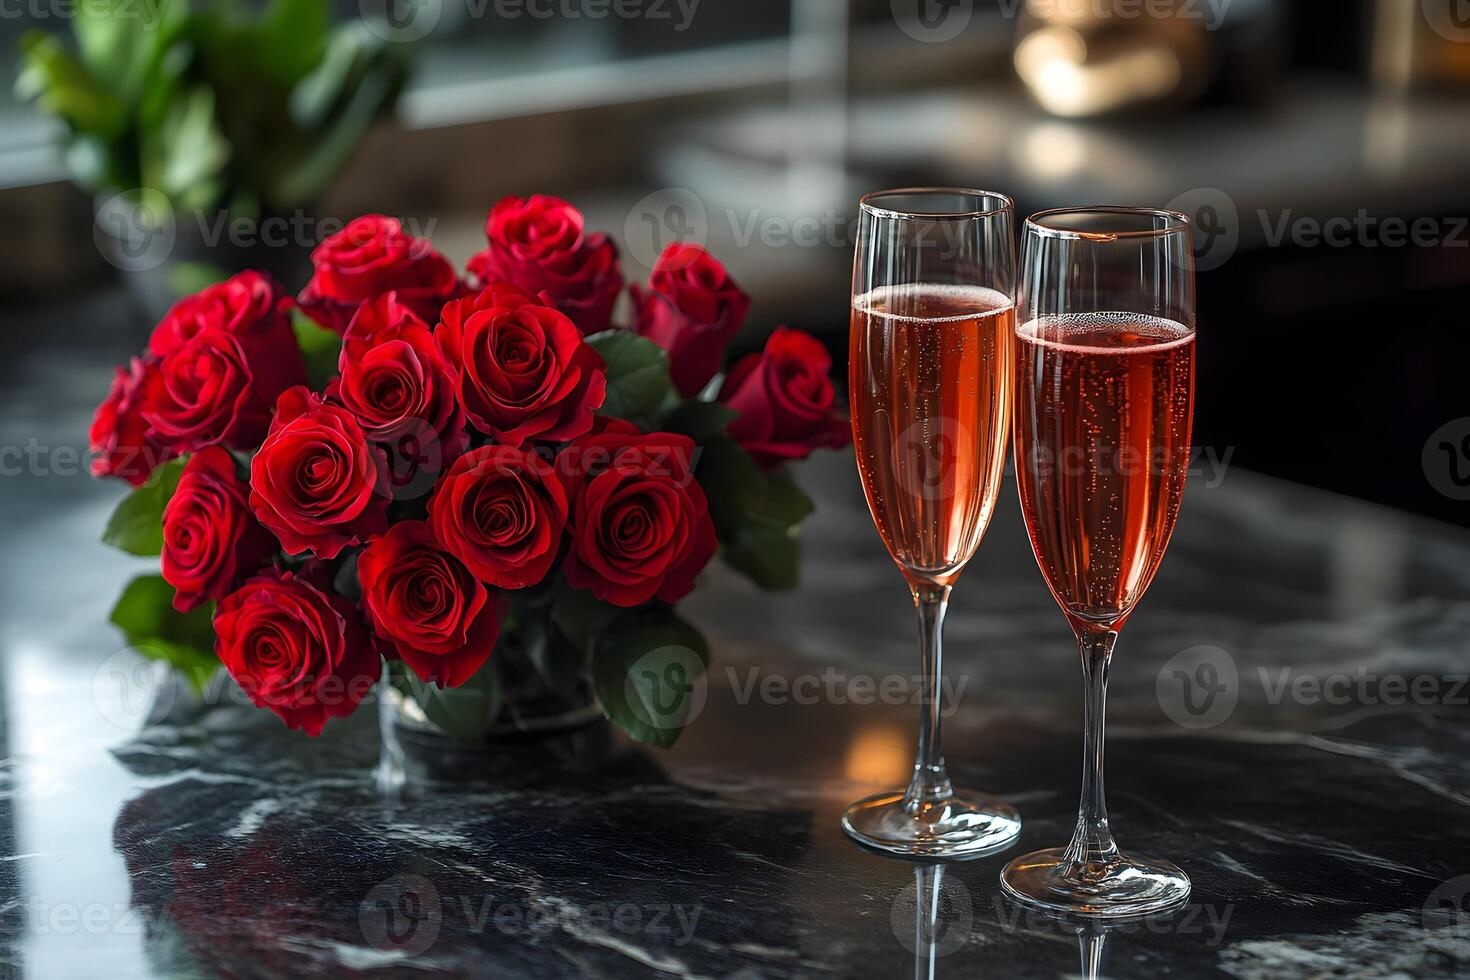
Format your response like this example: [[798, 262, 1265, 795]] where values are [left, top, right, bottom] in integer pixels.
[[1015, 26, 1184, 117], [1018, 123, 1089, 182], [843, 723, 911, 786]]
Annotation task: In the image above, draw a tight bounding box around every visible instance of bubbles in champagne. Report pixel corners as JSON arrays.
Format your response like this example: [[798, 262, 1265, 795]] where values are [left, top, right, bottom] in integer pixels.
[[1013, 310, 1195, 629], [850, 283, 1015, 585], [854, 284, 1013, 323], [1017, 311, 1194, 354]]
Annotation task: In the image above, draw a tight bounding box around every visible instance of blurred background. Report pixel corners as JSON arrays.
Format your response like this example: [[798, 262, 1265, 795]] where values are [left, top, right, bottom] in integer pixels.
[[2, 0, 1468, 525]]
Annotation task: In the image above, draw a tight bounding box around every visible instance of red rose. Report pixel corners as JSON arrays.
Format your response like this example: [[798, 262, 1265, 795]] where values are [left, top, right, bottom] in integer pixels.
[[435, 286, 606, 446], [467, 195, 622, 334], [358, 521, 505, 687], [720, 327, 850, 469], [90, 356, 169, 485], [161, 447, 277, 612], [631, 243, 750, 396], [298, 215, 461, 334], [149, 271, 298, 368], [333, 293, 467, 494], [562, 430, 717, 607], [142, 327, 291, 454], [249, 387, 389, 558], [589, 416, 641, 436], [214, 567, 379, 736], [428, 445, 569, 590], [139, 273, 305, 455], [338, 289, 428, 357]]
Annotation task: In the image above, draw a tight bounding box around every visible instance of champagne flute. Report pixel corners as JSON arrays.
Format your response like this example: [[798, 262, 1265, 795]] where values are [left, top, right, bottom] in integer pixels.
[[1001, 206, 1196, 914], [845, 188, 1022, 858]]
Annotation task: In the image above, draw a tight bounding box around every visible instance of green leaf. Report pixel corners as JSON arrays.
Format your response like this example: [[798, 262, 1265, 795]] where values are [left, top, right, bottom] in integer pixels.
[[550, 574, 622, 657], [660, 399, 736, 443], [722, 524, 802, 591], [292, 310, 343, 389], [270, 31, 404, 208], [406, 663, 503, 744], [72, 0, 185, 102], [109, 575, 219, 691], [137, 85, 228, 211], [698, 436, 814, 532], [516, 602, 585, 698], [137, 37, 190, 133], [15, 31, 127, 138], [584, 330, 673, 422], [102, 457, 186, 556], [593, 610, 709, 749], [253, 0, 329, 88], [697, 437, 814, 591]]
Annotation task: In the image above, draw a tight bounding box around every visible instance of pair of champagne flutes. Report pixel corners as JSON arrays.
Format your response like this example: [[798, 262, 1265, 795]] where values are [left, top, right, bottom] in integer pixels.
[[846, 189, 1196, 917]]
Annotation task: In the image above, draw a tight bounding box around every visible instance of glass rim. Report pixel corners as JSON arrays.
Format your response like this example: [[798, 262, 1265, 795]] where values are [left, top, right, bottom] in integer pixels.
[[859, 187, 1015, 221], [1025, 206, 1191, 241]]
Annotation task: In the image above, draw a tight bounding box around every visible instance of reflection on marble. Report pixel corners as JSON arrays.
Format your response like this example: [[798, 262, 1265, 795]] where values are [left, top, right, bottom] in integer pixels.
[[0, 295, 1468, 977]]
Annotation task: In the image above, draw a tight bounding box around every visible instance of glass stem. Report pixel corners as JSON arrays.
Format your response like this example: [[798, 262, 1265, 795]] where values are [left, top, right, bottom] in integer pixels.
[[1077, 925, 1109, 980], [374, 666, 405, 799], [903, 583, 954, 813], [1062, 628, 1120, 873], [915, 863, 943, 980]]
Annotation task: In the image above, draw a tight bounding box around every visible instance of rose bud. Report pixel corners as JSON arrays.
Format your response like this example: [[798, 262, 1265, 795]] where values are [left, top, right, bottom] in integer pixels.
[[719, 327, 851, 469], [631, 243, 751, 397], [358, 521, 506, 688], [561, 430, 717, 607], [249, 386, 389, 559], [332, 293, 467, 493], [90, 356, 169, 486], [161, 447, 277, 612], [214, 567, 379, 736], [297, 215, 462, 334], [428, 445, 569, 590], [466, 195, 622, 335], [435, 285, 606, 447]]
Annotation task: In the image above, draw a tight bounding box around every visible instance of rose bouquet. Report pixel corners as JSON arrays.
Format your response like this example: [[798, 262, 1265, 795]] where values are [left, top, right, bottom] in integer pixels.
[[91, 195, 849, 746]]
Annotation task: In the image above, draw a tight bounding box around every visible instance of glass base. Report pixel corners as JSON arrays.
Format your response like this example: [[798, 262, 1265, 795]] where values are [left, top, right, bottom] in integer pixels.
[[841, 791, 1022, 859], [1000, 847, 1191, 917]]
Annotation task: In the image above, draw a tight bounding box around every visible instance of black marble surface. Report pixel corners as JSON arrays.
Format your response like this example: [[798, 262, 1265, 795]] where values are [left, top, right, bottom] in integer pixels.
[[2, 292, 1469, 978]]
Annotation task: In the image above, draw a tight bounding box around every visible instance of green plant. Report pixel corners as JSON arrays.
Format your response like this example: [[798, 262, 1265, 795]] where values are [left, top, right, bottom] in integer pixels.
[[16, 0, 408, 217]]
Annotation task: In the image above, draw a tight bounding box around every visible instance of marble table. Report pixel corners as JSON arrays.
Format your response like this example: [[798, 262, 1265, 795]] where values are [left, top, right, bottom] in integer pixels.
[[1, 295, 1467, 979]]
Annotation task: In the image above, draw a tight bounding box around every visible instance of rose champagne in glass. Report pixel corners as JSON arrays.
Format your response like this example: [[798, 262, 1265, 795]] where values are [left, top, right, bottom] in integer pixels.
[[845, 188, 1022, 859], [1002, 207, 1196, 915]]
